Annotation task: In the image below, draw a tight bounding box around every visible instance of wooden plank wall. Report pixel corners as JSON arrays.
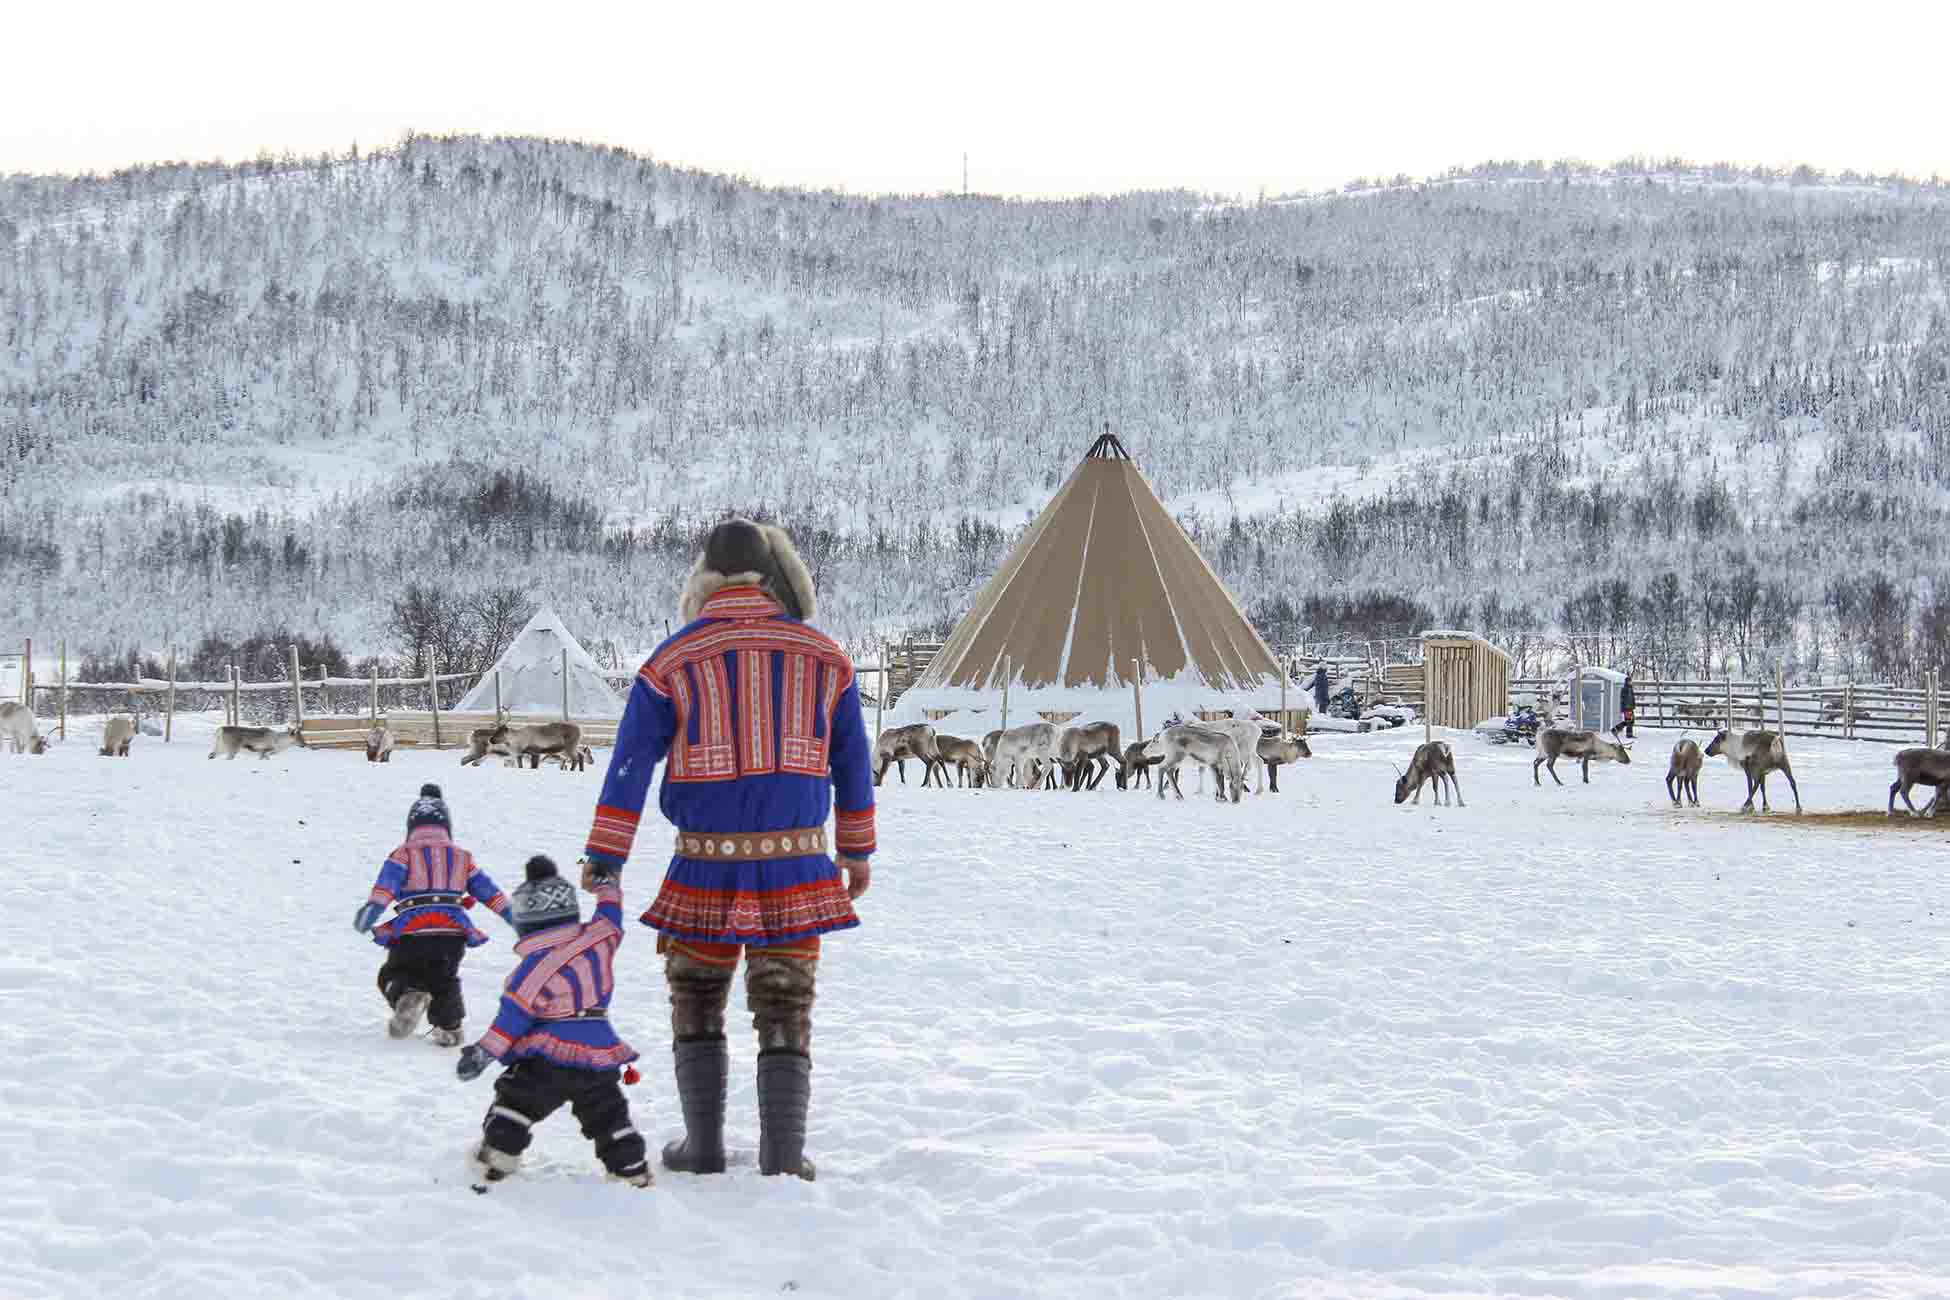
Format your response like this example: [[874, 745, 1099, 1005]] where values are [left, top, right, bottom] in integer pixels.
[[301, 713, 621, 752], [1424, 638, 1511, 729]]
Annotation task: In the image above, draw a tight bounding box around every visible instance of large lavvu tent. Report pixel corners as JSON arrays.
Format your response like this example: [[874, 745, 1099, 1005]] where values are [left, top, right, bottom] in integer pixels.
[[888, 432, 1283, 730], [454, 605, 625, 718]]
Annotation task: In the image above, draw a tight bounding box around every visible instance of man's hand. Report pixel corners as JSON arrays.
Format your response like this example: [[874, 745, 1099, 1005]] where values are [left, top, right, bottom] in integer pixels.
[[579, 857, 617, 892], [837, 855, 871, 900]]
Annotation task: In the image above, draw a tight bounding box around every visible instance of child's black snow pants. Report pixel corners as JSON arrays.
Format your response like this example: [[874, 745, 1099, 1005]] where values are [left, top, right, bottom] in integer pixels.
[[481, 1059, 649, 1179], [376, 933, 467, 1030]]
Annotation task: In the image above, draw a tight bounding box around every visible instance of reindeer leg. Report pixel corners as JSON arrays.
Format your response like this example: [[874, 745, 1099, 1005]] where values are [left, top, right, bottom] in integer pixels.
[[1451, 771, 1465, 808], [1782, 763, 1800, 814], [1581, 756, 1590, 784]]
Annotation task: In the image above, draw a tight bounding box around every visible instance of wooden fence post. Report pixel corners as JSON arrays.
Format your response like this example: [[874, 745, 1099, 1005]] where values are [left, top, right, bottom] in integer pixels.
[[369, 663, 379, 723], [1132, 657, 1145, 744], [1423, 653, 1433, 743], [494, 670, 504, 723], [1775, 668, 1784, 732], [1000, 654, 1012, 734], [429, 659, 442, 749], [289, 644, 304, 727], [1844, 680, 1855, 741], [165, 645, 176, 743], [1724, 677, 1733, 732], [22, 637, 31, 707], [873, 644, 886, 741], [230, 660, 241, 726], [562, 647, 571, 722], [57, 639, 66, 740]]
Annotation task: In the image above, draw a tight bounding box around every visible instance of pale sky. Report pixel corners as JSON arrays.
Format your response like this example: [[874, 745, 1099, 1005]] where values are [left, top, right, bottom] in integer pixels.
[[6, 0, 1948, 197]]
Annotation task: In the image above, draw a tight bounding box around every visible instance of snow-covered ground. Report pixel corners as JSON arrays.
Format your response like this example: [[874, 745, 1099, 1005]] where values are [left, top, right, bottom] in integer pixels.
[[7, 718, 1950, 1299]]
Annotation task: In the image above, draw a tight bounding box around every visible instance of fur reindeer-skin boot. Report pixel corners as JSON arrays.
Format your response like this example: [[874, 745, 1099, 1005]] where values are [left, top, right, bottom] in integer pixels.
[[756, 1049, 815, 1180], [661, 1036, 729, 1174]]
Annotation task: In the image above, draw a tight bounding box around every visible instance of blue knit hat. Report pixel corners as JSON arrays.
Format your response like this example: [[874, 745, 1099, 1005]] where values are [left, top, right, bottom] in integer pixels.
[[407, 783, 451, 833]]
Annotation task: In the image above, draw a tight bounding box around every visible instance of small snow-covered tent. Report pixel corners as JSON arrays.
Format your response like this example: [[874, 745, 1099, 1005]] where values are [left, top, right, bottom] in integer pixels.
[[455, 606, 624, 718], [888, 432, 1283, 733]]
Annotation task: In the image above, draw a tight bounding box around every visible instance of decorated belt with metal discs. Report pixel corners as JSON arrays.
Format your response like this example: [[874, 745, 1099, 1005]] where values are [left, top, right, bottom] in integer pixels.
[[673, 828, 828, 861]]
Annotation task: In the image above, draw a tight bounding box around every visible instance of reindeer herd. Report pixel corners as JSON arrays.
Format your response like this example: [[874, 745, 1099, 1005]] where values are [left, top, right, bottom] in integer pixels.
[[874, 717, 1317, 802], [2, 693, 1947, 822]]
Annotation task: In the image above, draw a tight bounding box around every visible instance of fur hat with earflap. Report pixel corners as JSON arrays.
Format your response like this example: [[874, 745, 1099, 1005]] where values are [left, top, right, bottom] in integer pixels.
[[509, 854, 581, 935], [679, 517, 817, 623], [407, 783, 451, 834]]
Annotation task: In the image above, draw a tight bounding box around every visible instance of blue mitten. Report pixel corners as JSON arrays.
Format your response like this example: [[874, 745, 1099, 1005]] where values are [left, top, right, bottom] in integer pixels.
[[456, 1044, 493, 1082], [352, 902, 384, 933]]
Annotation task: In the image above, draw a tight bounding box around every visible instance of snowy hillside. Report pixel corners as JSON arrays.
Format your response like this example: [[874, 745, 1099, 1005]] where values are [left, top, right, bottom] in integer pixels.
[[4, 140, 1950, 674], [8, 721, 1950, 1298]]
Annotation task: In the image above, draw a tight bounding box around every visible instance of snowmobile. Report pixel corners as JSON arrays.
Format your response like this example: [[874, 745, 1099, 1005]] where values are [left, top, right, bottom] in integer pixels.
[[1492, 704, 1543, 746]]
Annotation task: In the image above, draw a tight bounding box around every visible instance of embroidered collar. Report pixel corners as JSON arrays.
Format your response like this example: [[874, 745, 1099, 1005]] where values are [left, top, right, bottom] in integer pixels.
[[699, 585, 784, 621], [514, 922, 581, 955]]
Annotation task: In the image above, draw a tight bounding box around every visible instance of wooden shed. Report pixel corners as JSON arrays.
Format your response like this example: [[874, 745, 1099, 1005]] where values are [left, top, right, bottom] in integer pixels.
[[1419, 631, 1510, 730]]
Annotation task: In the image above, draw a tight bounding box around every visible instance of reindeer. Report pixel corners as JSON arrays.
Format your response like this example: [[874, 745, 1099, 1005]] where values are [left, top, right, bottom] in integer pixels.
[[1704, 728, 1801, 814], [1533, 728, 1632, 785], [365, 722, 395, 763], [1258, 734, 1312, 792], [1122, 740, 1163, 790], [1666, 738, 1702, 806], [1057, 722, 1125, 790], [991, 722, 1062, 789], [934, 735, 991, 788], [1393, 741, 1462, 806], [1148, 724, 1247, 803], [209, 723, 308, 760], [1889, 746, 1950, 817], [1202, 716, 1277, 794], [463, 721, 582, 769], [100, 716, 136, 757], [874, 723, 948, 786], [0, 702, 49, 754]]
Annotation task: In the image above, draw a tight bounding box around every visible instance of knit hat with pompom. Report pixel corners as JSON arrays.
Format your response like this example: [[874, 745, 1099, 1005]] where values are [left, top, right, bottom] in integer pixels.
[[509, 854, 579, 934], [406, 783, 450, 833]]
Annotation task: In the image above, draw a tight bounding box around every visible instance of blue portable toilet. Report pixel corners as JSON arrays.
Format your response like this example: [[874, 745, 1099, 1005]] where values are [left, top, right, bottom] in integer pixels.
[[1568, 667, 1627, 733]]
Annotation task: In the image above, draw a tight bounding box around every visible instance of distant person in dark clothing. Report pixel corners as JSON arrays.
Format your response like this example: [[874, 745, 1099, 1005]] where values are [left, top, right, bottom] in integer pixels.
[[1619, 674, 1636, 739], [1310, 666, 1330, 715]]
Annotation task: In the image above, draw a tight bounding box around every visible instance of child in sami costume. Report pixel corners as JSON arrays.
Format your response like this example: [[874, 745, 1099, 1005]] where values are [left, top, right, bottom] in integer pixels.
[[455, 854, 651, 1188], [353, 783, 513, 1047], [582, 518, 874, 1181]]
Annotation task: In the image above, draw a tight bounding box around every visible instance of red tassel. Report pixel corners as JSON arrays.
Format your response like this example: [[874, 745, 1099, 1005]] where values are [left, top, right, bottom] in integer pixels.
[[461, 895, 476, 909], [623, 1065, 641, 1086]]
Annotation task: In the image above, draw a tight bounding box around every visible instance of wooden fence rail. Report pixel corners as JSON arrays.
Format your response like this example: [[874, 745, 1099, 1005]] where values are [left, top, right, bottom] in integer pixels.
[[1509, 676, 1946, 746]]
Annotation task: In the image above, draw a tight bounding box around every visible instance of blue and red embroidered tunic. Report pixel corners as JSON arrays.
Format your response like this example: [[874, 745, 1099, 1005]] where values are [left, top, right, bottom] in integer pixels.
[[363, 827, 510, 947], [583, 586, 876, 947], [476, 879, 637, 1070]]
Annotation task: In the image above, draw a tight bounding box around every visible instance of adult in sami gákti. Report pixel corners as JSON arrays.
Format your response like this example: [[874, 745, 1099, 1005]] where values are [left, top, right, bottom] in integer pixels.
[[580, 518, 875, 1181]]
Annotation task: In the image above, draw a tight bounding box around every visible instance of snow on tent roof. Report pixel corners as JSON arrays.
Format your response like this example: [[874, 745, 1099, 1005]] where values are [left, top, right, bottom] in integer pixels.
[[454, 606, 625, 718]]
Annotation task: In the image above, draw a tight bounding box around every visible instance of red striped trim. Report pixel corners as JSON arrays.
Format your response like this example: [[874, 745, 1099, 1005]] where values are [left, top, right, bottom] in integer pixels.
[[834, 807, 876, 854], [367, 886, 394, 906], [588, 805, 641, 859], [642, 876, 858, 940], [480, 1027, 514, 1057], [649, 623, 850, 684], [699, 586, 785, 619], [667, 936, 821, 965]]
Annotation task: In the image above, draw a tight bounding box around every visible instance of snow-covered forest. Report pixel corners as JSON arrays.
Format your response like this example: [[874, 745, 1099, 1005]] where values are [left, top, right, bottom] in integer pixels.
[[4, 135, 1949, 679]]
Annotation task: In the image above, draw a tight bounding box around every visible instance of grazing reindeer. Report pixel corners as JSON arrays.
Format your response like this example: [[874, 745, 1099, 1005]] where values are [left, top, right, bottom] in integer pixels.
[[463, 721, 582, 769], [1122, 740, 1163, 790], [1149, 724, 1247, 803], [1203, 717, 1276, 794], [934, 735, 992, 788], [1394, 741, 1462, 806], [100, 716, 137, 757], [1666, 738, 1702, 806], [992, 722, 1062, 789], [874, 723, 948, 787], [0, 702, 49, 754], [1533, 728, 1632, 786], [539, 744, 597, 772], [1889, 746, 1950, 817], [209, 723, 308, 760], [1258, 734, 1312, 792], [1057, 722, 1125, 790], [365, 722, 395, 763], [1704, 728, 1801, 814]]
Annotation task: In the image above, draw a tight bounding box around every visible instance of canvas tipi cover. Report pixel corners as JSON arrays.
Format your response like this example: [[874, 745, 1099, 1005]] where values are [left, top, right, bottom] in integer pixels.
[[455, 606, 625, 718], [906, 433, 1280, 707]]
